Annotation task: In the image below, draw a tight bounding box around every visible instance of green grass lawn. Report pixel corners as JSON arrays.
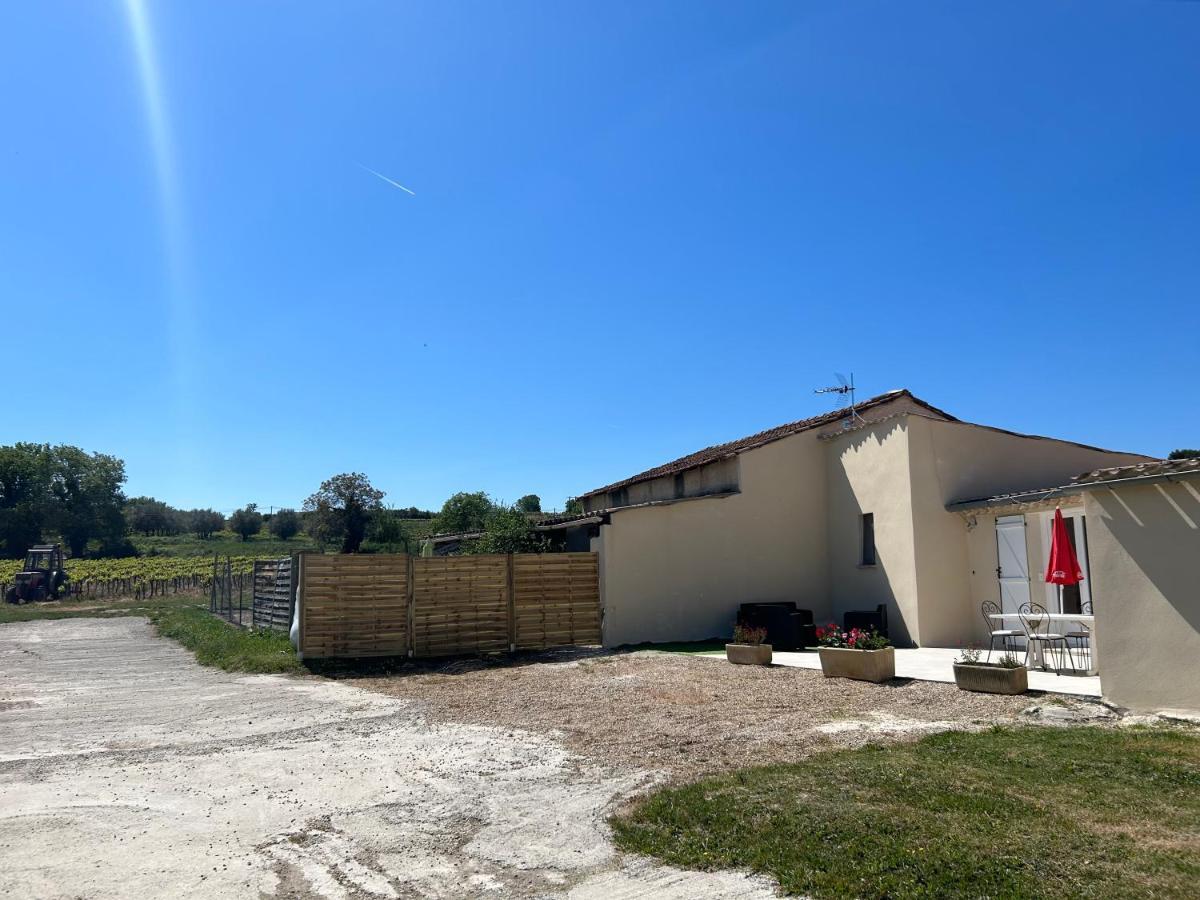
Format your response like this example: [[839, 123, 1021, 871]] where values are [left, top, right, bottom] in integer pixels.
[[0, 591, 303, 675], [624, 639, 728, 654], [149, 603, 303, 674], [612, 727, 1200, 899]]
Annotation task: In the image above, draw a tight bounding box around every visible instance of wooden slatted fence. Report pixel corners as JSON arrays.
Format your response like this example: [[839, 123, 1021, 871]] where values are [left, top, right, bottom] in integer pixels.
[[299, 554, 410, 659], [297, 552, 600, 660], [513, 553, 601, 650]]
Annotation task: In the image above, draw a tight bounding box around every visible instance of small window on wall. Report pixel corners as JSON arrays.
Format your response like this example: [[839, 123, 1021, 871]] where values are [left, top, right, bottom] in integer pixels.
[[861, 513, 876, 566]]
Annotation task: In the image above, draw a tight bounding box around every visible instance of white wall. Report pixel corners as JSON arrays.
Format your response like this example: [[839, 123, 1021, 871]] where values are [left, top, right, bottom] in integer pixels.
[[598, 429, 830, 646], [906, 416, 1151, 647], [823, 418, 920, 645], [1086, 478, 1200, 712]]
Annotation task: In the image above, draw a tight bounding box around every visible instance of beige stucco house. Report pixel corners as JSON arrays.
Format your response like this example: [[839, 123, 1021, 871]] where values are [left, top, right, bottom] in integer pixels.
[[1073, 459, 1200, 712], [577, 390, 1156, 656]]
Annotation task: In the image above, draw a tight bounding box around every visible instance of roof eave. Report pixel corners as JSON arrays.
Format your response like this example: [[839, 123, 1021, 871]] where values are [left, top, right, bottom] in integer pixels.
[[1073, 469, 1200, 492], [946, 485, 1082, 512]]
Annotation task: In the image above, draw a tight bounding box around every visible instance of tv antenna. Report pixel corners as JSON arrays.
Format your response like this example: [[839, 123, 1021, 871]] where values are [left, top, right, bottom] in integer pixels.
[[814, 373, 864, 426]]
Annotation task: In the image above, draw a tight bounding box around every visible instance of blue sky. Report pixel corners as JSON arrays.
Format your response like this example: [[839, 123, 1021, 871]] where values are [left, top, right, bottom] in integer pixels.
[[2, 1, 1197, 513]]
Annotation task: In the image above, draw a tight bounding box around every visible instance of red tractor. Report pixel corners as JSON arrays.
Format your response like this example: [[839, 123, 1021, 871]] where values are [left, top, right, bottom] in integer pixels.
[[5, 544, 69, 604]]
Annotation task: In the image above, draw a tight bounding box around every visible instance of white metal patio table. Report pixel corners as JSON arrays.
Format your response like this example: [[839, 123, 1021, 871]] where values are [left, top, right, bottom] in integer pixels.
[[989, 613, 1098, 675]]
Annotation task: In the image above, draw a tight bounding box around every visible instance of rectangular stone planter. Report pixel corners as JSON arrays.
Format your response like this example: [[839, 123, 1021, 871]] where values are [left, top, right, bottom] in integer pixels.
[[818, 646, 895, 683], [726, 643, 773, 666], [953, 662, 1028, 695]]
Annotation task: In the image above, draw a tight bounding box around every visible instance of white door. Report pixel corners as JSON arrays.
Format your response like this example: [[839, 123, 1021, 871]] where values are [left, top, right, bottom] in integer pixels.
[[1040, 508, 1092, 614], [996, 515, 1031, 616]]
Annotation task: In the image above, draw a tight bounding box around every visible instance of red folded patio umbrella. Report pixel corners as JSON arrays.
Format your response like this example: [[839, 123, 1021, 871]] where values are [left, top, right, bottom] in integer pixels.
[[1045, 507, 1084, 601]]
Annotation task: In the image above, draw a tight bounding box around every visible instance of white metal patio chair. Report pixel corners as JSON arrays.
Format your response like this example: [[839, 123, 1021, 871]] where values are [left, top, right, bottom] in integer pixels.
[[1018, 601, 1078, 675], [981, 599, 1023, 663]]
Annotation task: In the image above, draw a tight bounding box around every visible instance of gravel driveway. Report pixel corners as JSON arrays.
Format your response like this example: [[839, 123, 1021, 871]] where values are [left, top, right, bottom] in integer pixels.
[[0, 618, 775, 899], [352, 650, 1038, 780]]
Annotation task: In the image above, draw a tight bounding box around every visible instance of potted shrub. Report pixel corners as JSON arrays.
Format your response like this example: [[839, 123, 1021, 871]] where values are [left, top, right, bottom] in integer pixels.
[[816, 623, 894, 682], [726, 623, 772, 666], [952, 647, 1028, 695]]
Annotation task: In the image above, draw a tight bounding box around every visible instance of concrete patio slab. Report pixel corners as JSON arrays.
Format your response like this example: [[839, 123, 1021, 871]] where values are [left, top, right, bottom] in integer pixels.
[[701, 646, 1102, 697]]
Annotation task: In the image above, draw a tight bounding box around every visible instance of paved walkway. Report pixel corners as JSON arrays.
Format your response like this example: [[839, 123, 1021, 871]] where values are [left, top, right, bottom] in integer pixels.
[[701, 646, 1102, 697], [0, 618, 775, 900]]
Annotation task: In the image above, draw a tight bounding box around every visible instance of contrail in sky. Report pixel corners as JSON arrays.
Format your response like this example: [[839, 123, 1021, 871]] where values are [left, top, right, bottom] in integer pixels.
[[358, 163, 416, 195]]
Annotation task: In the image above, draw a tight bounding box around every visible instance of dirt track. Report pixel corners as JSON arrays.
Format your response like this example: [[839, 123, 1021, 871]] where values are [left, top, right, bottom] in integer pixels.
[[0, 618, 775, 899]]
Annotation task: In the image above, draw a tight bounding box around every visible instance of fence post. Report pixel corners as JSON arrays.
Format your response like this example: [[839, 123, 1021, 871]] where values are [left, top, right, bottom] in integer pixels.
[[295, 552, 306, 660], [405, 554, 415, 658], [506, 553, 516, 652], [288, 553, 300, 637]]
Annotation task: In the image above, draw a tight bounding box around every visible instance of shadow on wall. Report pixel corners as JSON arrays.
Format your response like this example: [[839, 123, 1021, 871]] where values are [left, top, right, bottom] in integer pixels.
[[1095, 481, 1200, 636], [826, 423, 914, 648]]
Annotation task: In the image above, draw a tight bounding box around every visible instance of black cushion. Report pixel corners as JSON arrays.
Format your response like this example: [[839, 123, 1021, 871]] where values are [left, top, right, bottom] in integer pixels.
[[737, 602, 818, 650], [842, 603, 889, 637]]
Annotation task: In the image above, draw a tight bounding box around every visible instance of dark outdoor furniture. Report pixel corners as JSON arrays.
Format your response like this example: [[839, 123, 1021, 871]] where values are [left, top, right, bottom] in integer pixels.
[[737, 602, 817, 651], [843, 603, 889, 638]]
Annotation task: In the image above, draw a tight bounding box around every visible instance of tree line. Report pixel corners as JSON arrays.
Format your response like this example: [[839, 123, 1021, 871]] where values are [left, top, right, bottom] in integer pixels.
[[0, 443, 128, 558], [1, 441, 579, 560]]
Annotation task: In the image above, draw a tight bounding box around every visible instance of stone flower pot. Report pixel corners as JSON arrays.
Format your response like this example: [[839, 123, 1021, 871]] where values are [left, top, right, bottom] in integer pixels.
[[818, 646, 895, 683], [726, 643, 773, 666], [953, 662, 1028, 695]]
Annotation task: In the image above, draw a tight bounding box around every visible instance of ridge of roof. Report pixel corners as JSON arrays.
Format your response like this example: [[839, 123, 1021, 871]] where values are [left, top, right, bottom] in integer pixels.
[[579, 390, 955, 499]]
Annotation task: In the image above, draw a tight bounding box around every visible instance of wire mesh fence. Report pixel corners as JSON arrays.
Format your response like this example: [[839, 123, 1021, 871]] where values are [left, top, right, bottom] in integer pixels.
[[209, 556, 254, 627]]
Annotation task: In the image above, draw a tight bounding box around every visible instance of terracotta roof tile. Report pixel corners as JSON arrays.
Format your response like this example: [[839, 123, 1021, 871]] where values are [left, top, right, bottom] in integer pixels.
[[1074, 457, 1200, 485], [580, 390, 957, 499]]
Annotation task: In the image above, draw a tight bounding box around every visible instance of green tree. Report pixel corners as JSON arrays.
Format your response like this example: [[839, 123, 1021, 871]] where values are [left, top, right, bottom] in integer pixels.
[[1168, 449, 1200, 460], [366, 508, 413, 552], [434, 491, 497, 534], [268, 508, 301, 541], [304, 501, 339, 552], [0, 443, 53, 557], [564, 497, 583, 515], [516, 494, 542, 513], [303, 473, 385, 553], [466, 507, 548, 555], [48, 446, 127, 558], [229, 504, 264, 542], [188, 509, 225, 538], [125, 497, 182, 536], [0, 444, 128, 558]]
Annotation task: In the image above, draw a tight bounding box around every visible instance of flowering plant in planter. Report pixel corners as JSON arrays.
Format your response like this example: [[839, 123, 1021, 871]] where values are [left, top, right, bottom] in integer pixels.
[[817, 623, 894, 682], [815, 623, 891, 650]]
